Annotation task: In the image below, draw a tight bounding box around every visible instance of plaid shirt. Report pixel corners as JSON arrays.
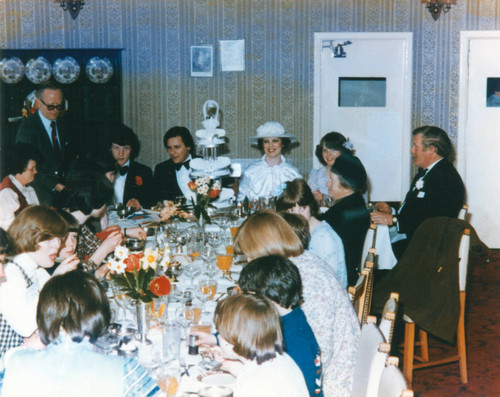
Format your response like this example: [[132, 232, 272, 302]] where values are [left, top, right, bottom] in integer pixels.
[[77, 224, 101, 272]]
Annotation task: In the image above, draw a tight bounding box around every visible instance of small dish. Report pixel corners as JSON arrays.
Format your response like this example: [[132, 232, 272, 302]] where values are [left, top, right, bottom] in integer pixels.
[[0, 57, 25, 84], [53, 56, 80, 84], [197, 370, 236, 385], [86, 56, 114, 83], [125, 238, 146, 251], [25, 56, 52, 84]]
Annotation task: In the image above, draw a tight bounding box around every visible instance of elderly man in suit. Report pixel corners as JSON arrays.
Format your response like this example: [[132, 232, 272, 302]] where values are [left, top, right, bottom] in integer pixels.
[[370, 126, 465, 258], [153, 126, 197, 203], [16, 82, 75, 207], [109, 124, 153, 210]]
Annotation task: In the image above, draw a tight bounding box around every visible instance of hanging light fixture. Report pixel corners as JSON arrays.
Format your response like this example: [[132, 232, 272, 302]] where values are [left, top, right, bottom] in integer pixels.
[[54, 1, 85, 20], [421, 0, 456, 21]]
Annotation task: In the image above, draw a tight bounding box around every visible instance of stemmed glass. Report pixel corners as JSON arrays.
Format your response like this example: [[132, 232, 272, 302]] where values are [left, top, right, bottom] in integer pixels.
[[216, 253, 233, 278], [198, 277, 217, 304], [205, 230, 222, 252]]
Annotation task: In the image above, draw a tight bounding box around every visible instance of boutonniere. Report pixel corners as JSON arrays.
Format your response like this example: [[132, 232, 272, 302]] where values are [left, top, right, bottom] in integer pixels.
[[415, 177, 424, 190], [135, 176, 143, 186]]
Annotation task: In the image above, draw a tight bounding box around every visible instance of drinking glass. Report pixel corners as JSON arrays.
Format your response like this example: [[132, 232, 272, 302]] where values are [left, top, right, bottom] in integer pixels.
[[199, 277, 217, 302], [153, 363, 182, 397], [206, 230, 222, 251], [161, 320, 181, 362], [216, 254, 233, 277]]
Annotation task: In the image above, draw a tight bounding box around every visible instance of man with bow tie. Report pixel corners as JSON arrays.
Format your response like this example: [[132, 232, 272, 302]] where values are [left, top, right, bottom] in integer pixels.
[[109, 124, 153, 210], [371, 126, 465, 258], [153, 126, 197, 203]]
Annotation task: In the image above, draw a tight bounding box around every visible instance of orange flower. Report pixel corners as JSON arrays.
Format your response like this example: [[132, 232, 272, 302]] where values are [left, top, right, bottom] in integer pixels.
[[124, 253, 143, 272], [149, 275, 171, 296], [135, 176, 143, 186], [209, 189, 221, 199], [188, 181, 197, 191]]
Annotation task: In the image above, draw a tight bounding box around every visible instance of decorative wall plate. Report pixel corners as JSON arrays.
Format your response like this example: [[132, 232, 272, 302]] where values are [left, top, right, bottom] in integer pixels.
[[0, 57, 25, 84], [85, 56, 114, 83], [53, 56, 80, 84], [25, 57, 52, 84]]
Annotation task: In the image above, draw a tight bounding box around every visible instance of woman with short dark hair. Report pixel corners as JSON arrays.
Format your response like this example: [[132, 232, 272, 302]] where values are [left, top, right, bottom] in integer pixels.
[[0, 206, 78, 358], [1, 270, 160, 397], [213, 293, 309, 397], [0, 143, 42, 230]]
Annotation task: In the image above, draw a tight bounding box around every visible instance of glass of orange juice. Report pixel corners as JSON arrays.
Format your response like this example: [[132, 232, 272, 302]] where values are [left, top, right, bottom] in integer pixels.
[[199, 278, 217, 301], [154, 364, 181, 397], [216, 254, 233, 277]]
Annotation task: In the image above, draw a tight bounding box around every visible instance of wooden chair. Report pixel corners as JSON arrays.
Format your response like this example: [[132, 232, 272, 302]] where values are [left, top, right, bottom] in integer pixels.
[[402, 229, 471, 387], [457, 204, 468, 221], [361, 223, 397, 271], [378, 356, 413, 397], [349, 258, 374, 325], [351, 322, 389, 397], [379, 292, 399, 345]]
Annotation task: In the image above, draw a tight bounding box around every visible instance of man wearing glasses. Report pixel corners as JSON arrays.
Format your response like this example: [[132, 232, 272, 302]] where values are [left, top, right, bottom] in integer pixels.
[[16, 82, 74, 207]]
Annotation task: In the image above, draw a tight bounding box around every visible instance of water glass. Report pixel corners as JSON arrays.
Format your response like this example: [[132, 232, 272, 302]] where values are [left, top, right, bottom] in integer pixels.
[[162, 321, 181, 362]]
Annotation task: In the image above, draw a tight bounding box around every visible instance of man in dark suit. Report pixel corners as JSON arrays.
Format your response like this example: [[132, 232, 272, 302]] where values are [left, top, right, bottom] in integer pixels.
[[110, 124, 154, 210], [153, 126, 197, 203], [16, 82, 75, 207], [371, 126, 465, 258]]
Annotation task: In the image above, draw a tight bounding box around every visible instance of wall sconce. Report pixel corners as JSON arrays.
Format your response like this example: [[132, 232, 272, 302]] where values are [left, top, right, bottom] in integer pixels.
[[54, 1, 85, 20], [322, 40, 352, 58], [421, 0, 456, 21]]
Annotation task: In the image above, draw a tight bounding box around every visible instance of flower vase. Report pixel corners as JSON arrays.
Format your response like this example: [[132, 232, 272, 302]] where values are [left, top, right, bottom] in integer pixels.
[[198, 213, 206, 230], [135, 300, 152, 345]]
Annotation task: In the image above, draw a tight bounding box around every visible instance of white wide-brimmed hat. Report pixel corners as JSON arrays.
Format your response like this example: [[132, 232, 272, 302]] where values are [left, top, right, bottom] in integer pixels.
[[249, 121, 298, 145]]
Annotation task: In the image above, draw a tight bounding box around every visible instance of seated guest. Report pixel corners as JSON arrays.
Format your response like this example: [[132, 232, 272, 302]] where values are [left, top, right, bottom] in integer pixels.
[[238, 255, 323, 397], [1, 270, 160, 397], [370, 126, 465, 258], [237, 121, 302, 202], [277, 179, 347, 287], [234, 210, 359, 397], [154, 126, 197, 203], [321, 153, 370, 286], [0, 206, 78, 358], [213, 294, 309, 397], [63, 171, 124, 278], [0, 228, 10, 282], [308, 132, 354, 204], [109, 124, 154, 210], [0, 143, 42, 230]]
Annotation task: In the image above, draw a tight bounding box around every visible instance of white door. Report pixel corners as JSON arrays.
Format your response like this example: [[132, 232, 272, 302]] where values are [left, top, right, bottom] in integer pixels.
[[458, 31, 500, 248], [314, 32, 412, 201]]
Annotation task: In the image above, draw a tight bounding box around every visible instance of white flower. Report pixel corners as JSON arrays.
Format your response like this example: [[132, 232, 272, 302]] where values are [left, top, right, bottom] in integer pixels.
[[107, 258, 125, 274], [158, 255, 170, 272], [114, 245, 130, 260], [198, 184, 209, 195], [195, 177, 204, 187], [212, 179, 221, 191], [141, 248, 159, 270], [415, 178, 424, 190], [201, 175, 210, 186]]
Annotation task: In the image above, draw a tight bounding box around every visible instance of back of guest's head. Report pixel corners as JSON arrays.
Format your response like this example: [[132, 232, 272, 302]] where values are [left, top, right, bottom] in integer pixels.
[[315, 132, 354, 165], [65, 171, 114, 215], [163, 126, 195, 155], [55, 209, 81, 233], [214, 294, 284, 364], [109, 123, 140, 159], [7, 143, 42, 176], [239, 255, 303, 309], [279, 212, 311, 250], [412, 126, 454, 161], [7, 206, 67, 255], [67, 151, 117, 179], [37, 270, 110, 345], [276, 179, 319, 217], [329, 153, 367, 193], [234, 210, 303, 259], [0, 228, 10, 259]]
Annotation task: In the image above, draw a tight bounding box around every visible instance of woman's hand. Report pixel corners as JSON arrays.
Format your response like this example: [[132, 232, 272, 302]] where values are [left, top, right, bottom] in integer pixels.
[[374, 202, 393, 214], [102, 225, 121, 234], [53, 254, 80, 275], [88, 230, 122, 266], [191, 331, 217, 347], [313, 190, 324, 203], [370, 211, 394, 226], [126, 198, 142, 211], [125, 227, 147, 240]]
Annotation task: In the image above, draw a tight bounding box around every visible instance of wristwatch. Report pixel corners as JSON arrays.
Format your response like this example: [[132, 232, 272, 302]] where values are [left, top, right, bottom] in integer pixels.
[[392, 216, 398, 226]]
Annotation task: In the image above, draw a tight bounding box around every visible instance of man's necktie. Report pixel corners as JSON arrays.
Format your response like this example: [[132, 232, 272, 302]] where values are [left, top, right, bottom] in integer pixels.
[[119, 166, 129, 176], [174, 160, 190, 171], [50, 121, 62, 163]]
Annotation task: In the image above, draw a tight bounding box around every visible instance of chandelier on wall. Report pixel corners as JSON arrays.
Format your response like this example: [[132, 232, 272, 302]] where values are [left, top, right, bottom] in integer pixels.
[[421, 0, 457, 21], [54, 1, 85, 20]]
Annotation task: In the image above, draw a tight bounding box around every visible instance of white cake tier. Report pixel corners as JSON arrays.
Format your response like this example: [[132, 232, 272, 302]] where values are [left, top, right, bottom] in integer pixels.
[[190, 157, 231, 171]]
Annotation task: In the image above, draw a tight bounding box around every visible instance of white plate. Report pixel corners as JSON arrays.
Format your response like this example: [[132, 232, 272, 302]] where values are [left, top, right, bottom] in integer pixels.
[[25, 57, 52, 84], [86, 56, 114, 83], [53, 56, 80, 84], [0, 57, 24, 84], [197, 370, 236, 385]]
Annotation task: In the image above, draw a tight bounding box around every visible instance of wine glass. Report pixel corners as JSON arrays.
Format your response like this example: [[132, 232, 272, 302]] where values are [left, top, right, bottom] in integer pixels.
[[216, 254, 233, 278], [199, 277, 217, 303], [206, 230, 222, 252]]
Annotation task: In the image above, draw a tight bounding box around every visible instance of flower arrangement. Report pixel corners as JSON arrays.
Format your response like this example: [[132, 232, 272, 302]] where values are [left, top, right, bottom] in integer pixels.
[[184, 176, 221, 224], [157, 200, 191, 222], [107, 246, 171, 303]]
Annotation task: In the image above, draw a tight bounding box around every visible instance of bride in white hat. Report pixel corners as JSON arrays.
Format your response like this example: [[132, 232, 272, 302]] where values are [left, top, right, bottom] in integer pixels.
[[237, 121, 302, 202]]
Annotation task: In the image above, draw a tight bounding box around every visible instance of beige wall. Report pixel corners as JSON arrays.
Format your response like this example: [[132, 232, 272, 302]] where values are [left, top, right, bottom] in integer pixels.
[[1, 0, 499, 177]]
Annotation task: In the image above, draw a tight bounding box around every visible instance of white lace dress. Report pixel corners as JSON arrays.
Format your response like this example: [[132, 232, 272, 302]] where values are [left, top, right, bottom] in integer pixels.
[[290, 251, 360, 397]]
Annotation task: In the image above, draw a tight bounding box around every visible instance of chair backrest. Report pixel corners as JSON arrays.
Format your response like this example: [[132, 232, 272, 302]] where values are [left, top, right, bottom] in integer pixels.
[[348, 273, 367, 324], [361, 260, 374, 325], [458, 229, 470, 291], [378, 356, 413, 397], [361, 223, 398, 271], [379, 292, 399, 345], [352, 323, 387, 397], [457, 205, 468, 221]]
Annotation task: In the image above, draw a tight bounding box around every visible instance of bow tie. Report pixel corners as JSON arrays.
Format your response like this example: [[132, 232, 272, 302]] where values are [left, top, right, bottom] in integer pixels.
[[119, 166, 129, 176], [174, 160, 190, 171], [416, 168, 428, 179]]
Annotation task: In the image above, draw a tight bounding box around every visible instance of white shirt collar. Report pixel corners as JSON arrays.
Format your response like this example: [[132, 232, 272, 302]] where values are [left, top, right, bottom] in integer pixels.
[[8, 175, 27, 192], [425, 157, 443, 173]]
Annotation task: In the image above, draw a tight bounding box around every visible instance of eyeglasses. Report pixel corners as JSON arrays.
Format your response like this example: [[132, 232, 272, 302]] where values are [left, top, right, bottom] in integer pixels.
[[39, 98, 65, 111]]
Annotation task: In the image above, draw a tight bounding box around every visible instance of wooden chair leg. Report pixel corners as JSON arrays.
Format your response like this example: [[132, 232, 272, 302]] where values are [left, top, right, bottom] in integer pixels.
[[403, 321, 415, 387], [418, 329, 429, 362], [457, 292, 468, 383]]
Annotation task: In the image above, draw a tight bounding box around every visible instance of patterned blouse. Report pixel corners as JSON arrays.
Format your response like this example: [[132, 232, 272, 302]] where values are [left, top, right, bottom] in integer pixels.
[[290, 251, 360, 397]]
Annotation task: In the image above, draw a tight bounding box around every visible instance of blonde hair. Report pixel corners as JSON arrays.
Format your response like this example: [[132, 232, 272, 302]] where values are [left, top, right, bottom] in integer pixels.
[[214, 294, 284, 364], [234, 210, 303, 259]]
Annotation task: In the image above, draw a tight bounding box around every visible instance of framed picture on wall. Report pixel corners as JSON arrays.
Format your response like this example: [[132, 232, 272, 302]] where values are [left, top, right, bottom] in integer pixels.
[[191, 45, 213, 77]]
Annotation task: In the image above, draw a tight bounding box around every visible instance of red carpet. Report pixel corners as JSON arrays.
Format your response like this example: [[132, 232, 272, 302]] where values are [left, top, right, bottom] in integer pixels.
[[407, 249, 500, 396]]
